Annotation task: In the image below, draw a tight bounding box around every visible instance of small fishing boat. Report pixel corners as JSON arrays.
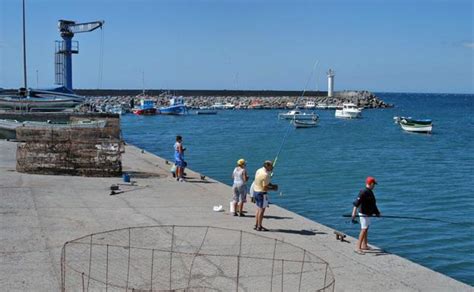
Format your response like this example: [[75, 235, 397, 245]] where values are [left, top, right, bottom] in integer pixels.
[[286, 102, 296, 109], [394, 116, 433, 133], [159, 96, 187, 115], [304, 101, 316, 109], [278, 110, 318, 120], [132, 98, 157, 115], [0, 88, 85, 111], [292, 117, 319, 128], [196, 109, 217, 115], [335, 103, 362, 119], [316, 103, 327, 109], [0, 118, 107, 139], [223, 103, 235, 110], [211, 102, 225, 110]]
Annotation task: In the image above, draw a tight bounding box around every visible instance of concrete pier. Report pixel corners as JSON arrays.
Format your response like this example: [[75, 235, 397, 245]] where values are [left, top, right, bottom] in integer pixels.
[[0, 140, 471, 291]]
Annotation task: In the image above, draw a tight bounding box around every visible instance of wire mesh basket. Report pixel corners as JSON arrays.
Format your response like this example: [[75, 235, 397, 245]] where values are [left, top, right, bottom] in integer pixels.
[[61, 225, 335, 291]]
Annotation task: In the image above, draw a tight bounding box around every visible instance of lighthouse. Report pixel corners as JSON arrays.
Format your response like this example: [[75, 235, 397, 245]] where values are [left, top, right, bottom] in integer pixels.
[[327, 69, 335, 97]]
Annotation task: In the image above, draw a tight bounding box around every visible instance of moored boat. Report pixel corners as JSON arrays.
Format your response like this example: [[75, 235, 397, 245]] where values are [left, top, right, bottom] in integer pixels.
[[159, 96, 187, 115], [132, 98, 157, 115], [335, 103, 362, 119], [304, 101, 316, 109], [278, 110, 318, 120], [394, 116, 433, 133], [292, 115, 319, 128]]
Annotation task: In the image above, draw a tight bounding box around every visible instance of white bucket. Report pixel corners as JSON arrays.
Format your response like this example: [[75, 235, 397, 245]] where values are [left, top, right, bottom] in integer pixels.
[[229, 201, 235, 213]]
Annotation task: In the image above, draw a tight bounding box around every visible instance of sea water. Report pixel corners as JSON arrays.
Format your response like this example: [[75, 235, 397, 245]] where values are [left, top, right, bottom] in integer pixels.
[[122, 92, 474, 285]]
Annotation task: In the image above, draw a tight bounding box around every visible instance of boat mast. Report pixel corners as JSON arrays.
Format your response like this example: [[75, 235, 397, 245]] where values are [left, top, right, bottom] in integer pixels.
[[22, 0, 28, 93]]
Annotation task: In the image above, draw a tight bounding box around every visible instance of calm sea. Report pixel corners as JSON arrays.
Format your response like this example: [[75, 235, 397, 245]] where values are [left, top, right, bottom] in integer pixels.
[[121, 92, 474, 285]]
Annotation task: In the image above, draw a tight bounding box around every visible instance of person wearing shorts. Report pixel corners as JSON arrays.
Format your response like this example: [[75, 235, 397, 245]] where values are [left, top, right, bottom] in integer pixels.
[[232, 159, 249, 217], [252, 161, 278, 231], [352, 176, 381, 254], [174, 136, 186, 182]]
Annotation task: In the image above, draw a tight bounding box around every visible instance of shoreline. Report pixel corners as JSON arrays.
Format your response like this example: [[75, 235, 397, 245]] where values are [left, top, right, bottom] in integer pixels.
[[0, 139, 471, 291]]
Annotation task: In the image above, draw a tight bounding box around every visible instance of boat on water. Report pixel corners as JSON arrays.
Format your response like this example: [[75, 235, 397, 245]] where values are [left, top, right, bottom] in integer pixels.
[[316, 103, 327, 109], [159, 96, 187, 115], [304, 101, 316, 109], [223, 103, 235, 110], [196, 109, 217, 115], [394, 116, 433, 133], [286, 102, 296, 109], [132, 98, 157, 115], [292, 116, 319, 128], [211, 102, 225, 110], [278, 110, 318, 120], [335, 103, 362, 119]]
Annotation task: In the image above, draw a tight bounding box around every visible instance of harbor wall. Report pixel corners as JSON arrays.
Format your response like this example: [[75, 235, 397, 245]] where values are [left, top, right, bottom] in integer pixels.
[[15, 115, 122, 177]]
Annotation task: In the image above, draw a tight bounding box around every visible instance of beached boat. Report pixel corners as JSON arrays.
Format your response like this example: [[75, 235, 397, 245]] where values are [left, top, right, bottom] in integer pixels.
[[0, 88, 85, 111], [292, 116, 319, 128], [132, 98, 157, 115], [0, 118, 107, 139], [394, 116, 433, 133], [335, 103, 362, 119], [159, 96, 187, 115], [305, 101, 316, 109], [278, 110, 318, 120]]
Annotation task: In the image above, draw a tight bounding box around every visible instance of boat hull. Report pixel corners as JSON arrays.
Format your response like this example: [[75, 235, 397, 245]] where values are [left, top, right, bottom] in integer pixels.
[[335, 110, 361, 119], [132, 108, 157, 115], [400, 123, 432, 133], [293, 119, 319, 128], [159, 105, 187, 115]]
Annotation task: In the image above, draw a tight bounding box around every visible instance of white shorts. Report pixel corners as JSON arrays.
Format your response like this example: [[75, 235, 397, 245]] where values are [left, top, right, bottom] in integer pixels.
[[359, 213, 370, 229]]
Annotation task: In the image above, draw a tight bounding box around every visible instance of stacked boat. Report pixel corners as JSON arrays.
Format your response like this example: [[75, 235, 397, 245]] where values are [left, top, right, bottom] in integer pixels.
[[0, 87, 85, 111], [394, 116, 433, 133]]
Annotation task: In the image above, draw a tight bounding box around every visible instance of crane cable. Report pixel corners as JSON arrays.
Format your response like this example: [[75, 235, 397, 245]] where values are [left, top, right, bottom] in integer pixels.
[[272, 60, 319, 173]]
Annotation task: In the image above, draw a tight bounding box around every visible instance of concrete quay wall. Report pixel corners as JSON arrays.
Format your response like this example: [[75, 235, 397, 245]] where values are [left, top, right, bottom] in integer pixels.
[[0, 140, 471, 291]]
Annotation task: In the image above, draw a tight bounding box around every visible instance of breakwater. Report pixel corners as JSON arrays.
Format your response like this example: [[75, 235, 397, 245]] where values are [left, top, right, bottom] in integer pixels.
[[78, 89, 393, 112]]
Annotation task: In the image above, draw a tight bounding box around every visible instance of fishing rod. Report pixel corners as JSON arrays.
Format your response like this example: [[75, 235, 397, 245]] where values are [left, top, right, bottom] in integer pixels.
[[342, 214, 472, 226], [272, 60, 319, 171]]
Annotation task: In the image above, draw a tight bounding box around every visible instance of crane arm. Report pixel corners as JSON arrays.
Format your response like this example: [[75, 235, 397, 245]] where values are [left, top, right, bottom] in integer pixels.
[[59, 20, 104, 34]]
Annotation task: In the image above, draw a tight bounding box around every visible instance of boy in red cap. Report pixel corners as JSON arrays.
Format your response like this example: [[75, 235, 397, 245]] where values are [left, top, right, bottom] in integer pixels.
[[351, 176, 381, 254]]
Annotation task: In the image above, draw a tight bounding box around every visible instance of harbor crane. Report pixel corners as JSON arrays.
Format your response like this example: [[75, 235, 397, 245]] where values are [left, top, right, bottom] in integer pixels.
[[55, 19, 104, 91]]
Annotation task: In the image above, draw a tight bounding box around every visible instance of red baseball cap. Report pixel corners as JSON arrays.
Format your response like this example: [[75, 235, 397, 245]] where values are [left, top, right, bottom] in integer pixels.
[[366, 176, 378, 185]]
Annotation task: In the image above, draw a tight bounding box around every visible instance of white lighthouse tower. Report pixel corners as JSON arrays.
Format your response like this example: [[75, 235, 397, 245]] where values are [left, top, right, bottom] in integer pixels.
[[327, 69, 335, 97]]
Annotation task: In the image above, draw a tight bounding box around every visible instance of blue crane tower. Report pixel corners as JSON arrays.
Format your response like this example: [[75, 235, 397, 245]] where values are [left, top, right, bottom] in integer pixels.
[[55, 19, 104, 92]]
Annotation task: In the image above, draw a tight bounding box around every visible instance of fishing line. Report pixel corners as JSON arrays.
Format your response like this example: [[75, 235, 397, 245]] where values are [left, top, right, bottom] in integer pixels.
[[342, 214, 472, 227], [272, 60, 319, 172]]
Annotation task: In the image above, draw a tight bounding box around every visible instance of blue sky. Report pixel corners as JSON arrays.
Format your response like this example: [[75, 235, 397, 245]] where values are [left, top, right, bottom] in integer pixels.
[[0, 0, 472, 93]]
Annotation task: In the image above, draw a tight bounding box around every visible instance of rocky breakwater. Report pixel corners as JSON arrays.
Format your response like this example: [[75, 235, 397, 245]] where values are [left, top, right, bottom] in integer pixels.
[[80, 90, 392, 112]]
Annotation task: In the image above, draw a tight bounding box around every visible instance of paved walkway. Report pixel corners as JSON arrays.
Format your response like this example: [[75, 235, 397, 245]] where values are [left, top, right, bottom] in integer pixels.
[[0, 140, 471, 291]]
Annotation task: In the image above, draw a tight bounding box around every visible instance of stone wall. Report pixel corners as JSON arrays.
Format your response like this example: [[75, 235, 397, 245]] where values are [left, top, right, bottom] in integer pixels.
[[16, 117, 123, 177]]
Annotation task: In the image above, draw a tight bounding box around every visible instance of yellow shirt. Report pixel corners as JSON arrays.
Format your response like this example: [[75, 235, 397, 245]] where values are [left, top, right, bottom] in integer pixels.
[[253, 167, 270, 192]]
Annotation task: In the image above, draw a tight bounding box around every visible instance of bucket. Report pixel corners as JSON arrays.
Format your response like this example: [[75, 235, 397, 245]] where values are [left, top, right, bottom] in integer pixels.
[[123, 173, 130, 183], [229, 201, 235, 213]]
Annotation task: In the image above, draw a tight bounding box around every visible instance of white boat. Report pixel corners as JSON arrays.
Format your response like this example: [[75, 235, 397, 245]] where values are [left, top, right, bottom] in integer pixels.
[[292, 116, 319, 128], [223, 103, 235, 110], [305, 101, 316, 109], [394, 116, 433, 133], [278, 110, 318, 120], [286, 102, 296, 109], [316, 103, 327, 109], [335, 103, 362, 119], [211, 102, 225, 110]]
